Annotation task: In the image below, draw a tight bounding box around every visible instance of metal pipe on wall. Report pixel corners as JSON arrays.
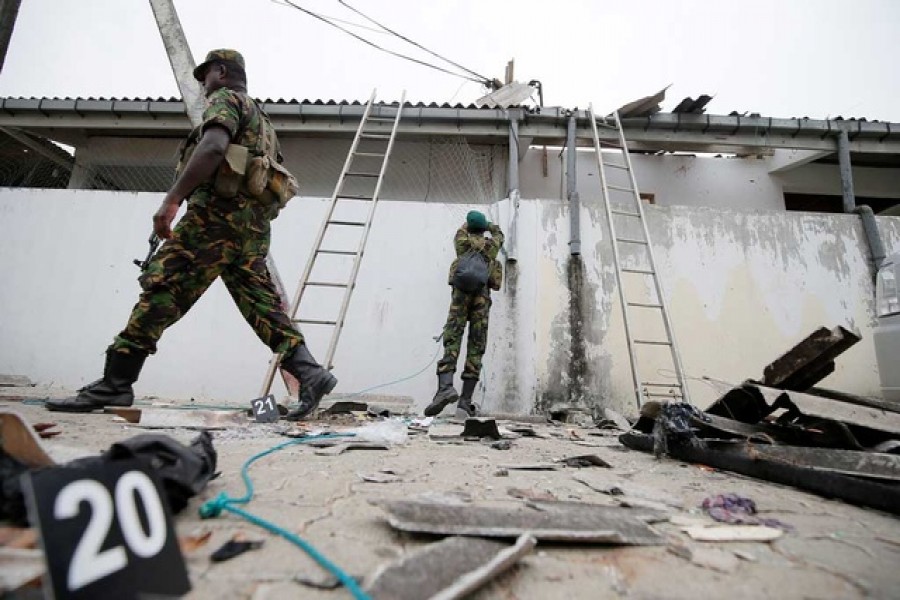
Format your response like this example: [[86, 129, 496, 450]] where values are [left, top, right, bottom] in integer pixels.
[[837, 129, 856, 213], [566, 114, 581, 255], [506, 113, 520, 262]]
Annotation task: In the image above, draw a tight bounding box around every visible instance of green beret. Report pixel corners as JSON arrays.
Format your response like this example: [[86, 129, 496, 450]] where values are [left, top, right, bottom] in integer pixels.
[[466, 210, 488, 232]]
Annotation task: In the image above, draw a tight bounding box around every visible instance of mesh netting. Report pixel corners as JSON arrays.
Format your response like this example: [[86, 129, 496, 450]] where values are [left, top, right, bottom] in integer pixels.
[[0, 129, 73, 188]]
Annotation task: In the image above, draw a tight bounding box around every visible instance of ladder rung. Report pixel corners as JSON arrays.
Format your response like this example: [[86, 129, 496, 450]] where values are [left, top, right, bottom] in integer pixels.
[[345, 172, 380, 178], [366, 116, 396, 122], [604, 162, 629, 170], [621, 267, 655, 275], [642, 381, 684, 388], [607, 184, 635, 193], [616, 237, 648, 245], [352, 152, 385, 158], [634, 339, 672, 346], [336, 194, 373, 201], [360, 133, 391, 140], [317, 249, 358, 256], [643, 391, 684, 398], [292, 318, 338, 326], [305, 281, 349, 288], [328, 220, 367, 226], [627, 301, 663, 309], [610, 210, 640, 217]]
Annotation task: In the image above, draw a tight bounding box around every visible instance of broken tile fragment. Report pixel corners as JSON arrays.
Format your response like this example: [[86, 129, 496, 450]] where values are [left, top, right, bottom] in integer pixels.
[[365, 534, 536, 600]]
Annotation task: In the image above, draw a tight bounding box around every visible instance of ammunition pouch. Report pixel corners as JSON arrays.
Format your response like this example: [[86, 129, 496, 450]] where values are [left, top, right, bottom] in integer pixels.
[[212, 144, 249, 199], [244, 154, 299, 209]]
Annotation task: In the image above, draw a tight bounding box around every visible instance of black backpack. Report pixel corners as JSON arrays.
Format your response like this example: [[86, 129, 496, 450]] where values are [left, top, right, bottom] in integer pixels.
[[452, 250, 490, 293]]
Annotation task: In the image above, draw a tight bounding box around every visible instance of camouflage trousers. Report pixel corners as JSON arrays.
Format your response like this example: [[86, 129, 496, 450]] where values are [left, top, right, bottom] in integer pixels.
[[437, 287, 491, 380], [111, 200, 303, 356]]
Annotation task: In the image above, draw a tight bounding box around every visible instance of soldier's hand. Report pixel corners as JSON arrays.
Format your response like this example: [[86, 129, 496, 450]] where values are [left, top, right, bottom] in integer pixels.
[[153, 196, 181, 239]]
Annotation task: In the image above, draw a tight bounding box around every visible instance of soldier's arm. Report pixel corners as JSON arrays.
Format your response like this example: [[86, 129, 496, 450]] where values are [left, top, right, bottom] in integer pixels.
[[454, 224, 469, 256], [154, 89, 241, 239], [486, 222, 505, 259]]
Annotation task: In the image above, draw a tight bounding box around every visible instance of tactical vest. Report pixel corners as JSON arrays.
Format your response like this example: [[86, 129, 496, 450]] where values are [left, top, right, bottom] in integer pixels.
[[176, 95, 298, 209]]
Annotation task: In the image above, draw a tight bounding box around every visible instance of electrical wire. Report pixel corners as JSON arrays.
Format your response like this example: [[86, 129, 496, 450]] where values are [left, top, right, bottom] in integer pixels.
[[336, 0, 494, 85], [271, 0, 486, 84]]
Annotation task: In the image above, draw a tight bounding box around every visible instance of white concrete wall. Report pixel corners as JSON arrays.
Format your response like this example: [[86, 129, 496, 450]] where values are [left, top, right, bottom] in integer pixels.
[[518, 147, 900, 210], [1, 189, 897, 416]]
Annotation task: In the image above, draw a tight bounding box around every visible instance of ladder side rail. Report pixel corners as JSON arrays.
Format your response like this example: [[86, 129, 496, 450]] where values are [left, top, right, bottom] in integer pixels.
[[288, 88, 378, 320], [613, 110, 691, 404], [323, 92, 406, 368], [588, 106, 644, 408], [259, 90, 378, 395]]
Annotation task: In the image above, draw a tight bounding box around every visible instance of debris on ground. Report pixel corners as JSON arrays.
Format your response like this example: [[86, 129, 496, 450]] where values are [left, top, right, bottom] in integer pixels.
[[701, 493, 793, 530], [130, 407, 248, 430], [490, 439, 512, 450], [314, 441, 390, 456], [557, 454, 612, 468], [210, 534, 265, 562], [179, 530, 213, 555], [295, 572, 364, 590], [461, 418, 502, 440], [620, 325, 900, 515], [682, 524, 784, 542], [365, 534, 536, 600], [375, 499, 665, 544]]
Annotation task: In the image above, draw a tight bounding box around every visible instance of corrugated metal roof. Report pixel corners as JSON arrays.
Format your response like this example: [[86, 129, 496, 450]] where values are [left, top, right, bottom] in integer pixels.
[[0, 96, 499, 110]]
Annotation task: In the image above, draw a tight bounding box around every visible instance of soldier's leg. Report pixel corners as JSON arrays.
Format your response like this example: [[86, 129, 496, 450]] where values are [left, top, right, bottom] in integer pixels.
[[222, 250, 335, 420], [113, 208, 227, 355], [425, 288, 471, 416], [462, 291, 492, 380], [220, 252, 303, 354], [437, 288, 471, 375]]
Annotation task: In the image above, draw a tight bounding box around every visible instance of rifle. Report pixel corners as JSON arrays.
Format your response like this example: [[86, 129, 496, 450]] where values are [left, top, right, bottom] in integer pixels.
[[133, 233, 161, 271]]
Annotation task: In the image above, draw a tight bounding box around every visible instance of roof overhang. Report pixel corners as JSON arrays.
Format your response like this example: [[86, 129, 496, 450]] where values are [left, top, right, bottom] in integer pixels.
[[2, 98, 900, 155]]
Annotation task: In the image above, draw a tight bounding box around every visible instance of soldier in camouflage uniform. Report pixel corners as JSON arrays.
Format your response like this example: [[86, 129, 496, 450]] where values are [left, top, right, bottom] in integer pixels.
[[47, 50, 336, 420], [424, 210, 504, 418]]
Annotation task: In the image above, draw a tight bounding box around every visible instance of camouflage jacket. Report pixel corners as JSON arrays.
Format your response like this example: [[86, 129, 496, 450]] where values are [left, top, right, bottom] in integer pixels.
[[178, 87, 282, 229], [447, 222, 504, 291]]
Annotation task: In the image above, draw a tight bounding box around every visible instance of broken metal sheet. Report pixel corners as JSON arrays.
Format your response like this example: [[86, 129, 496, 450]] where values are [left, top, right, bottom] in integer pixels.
[[0, 548, 44, 594], [761, 386, 900, 436], [808, 386, 900, 415], [365, 534, 536, 600], [691, 413, 858, 449], [619, 430, 900, 515], [671, 95, 713, 115], [133, 408, 248, 430], [683, 525, 783, 542], [706, 383, 900, 438], [474, 82, 535, 109], [615, 85, 669, 118], [0, 409, 54, 467], [761, 326, 860, 391], [377, 500, 665, 544], [745, 444, 900, 482]]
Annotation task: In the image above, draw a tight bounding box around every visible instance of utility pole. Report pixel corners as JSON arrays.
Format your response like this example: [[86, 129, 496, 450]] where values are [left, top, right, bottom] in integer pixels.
[[0, 0, 22, 74], [148, 0, 204, 126]]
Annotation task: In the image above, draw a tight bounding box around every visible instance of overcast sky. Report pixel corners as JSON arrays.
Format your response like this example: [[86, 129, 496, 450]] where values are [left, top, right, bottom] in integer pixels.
[[1, 0, 898, 121]]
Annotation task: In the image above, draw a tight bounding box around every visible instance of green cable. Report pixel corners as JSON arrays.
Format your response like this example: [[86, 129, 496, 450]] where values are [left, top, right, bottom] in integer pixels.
[[199, 433, 371, 600]]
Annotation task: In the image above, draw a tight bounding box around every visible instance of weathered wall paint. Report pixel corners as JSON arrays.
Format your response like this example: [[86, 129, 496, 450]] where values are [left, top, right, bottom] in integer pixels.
[[1, 189, 897, 417]]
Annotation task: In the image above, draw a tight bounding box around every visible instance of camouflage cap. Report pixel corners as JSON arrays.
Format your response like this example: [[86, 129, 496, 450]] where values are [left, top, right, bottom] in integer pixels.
[[193, 49, 245, 81]]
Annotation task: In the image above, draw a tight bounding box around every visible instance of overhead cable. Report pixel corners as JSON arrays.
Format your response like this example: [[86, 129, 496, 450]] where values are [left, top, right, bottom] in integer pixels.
[[337, 0, 494, 85], [271, 0, 486, 84]]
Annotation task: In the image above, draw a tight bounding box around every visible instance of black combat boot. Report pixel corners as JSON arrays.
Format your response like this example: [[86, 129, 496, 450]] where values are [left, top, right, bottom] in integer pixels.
[[455, 378, 479, 419], [46, 348, 147, 412], [280, 344, 338, 421], [424, 372, 459, 417]]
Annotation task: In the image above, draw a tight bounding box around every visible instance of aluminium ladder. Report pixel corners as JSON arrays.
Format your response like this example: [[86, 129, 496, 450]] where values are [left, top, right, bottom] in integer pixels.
[[259, 89, 405, 396], [587, 106, 690, 409]]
